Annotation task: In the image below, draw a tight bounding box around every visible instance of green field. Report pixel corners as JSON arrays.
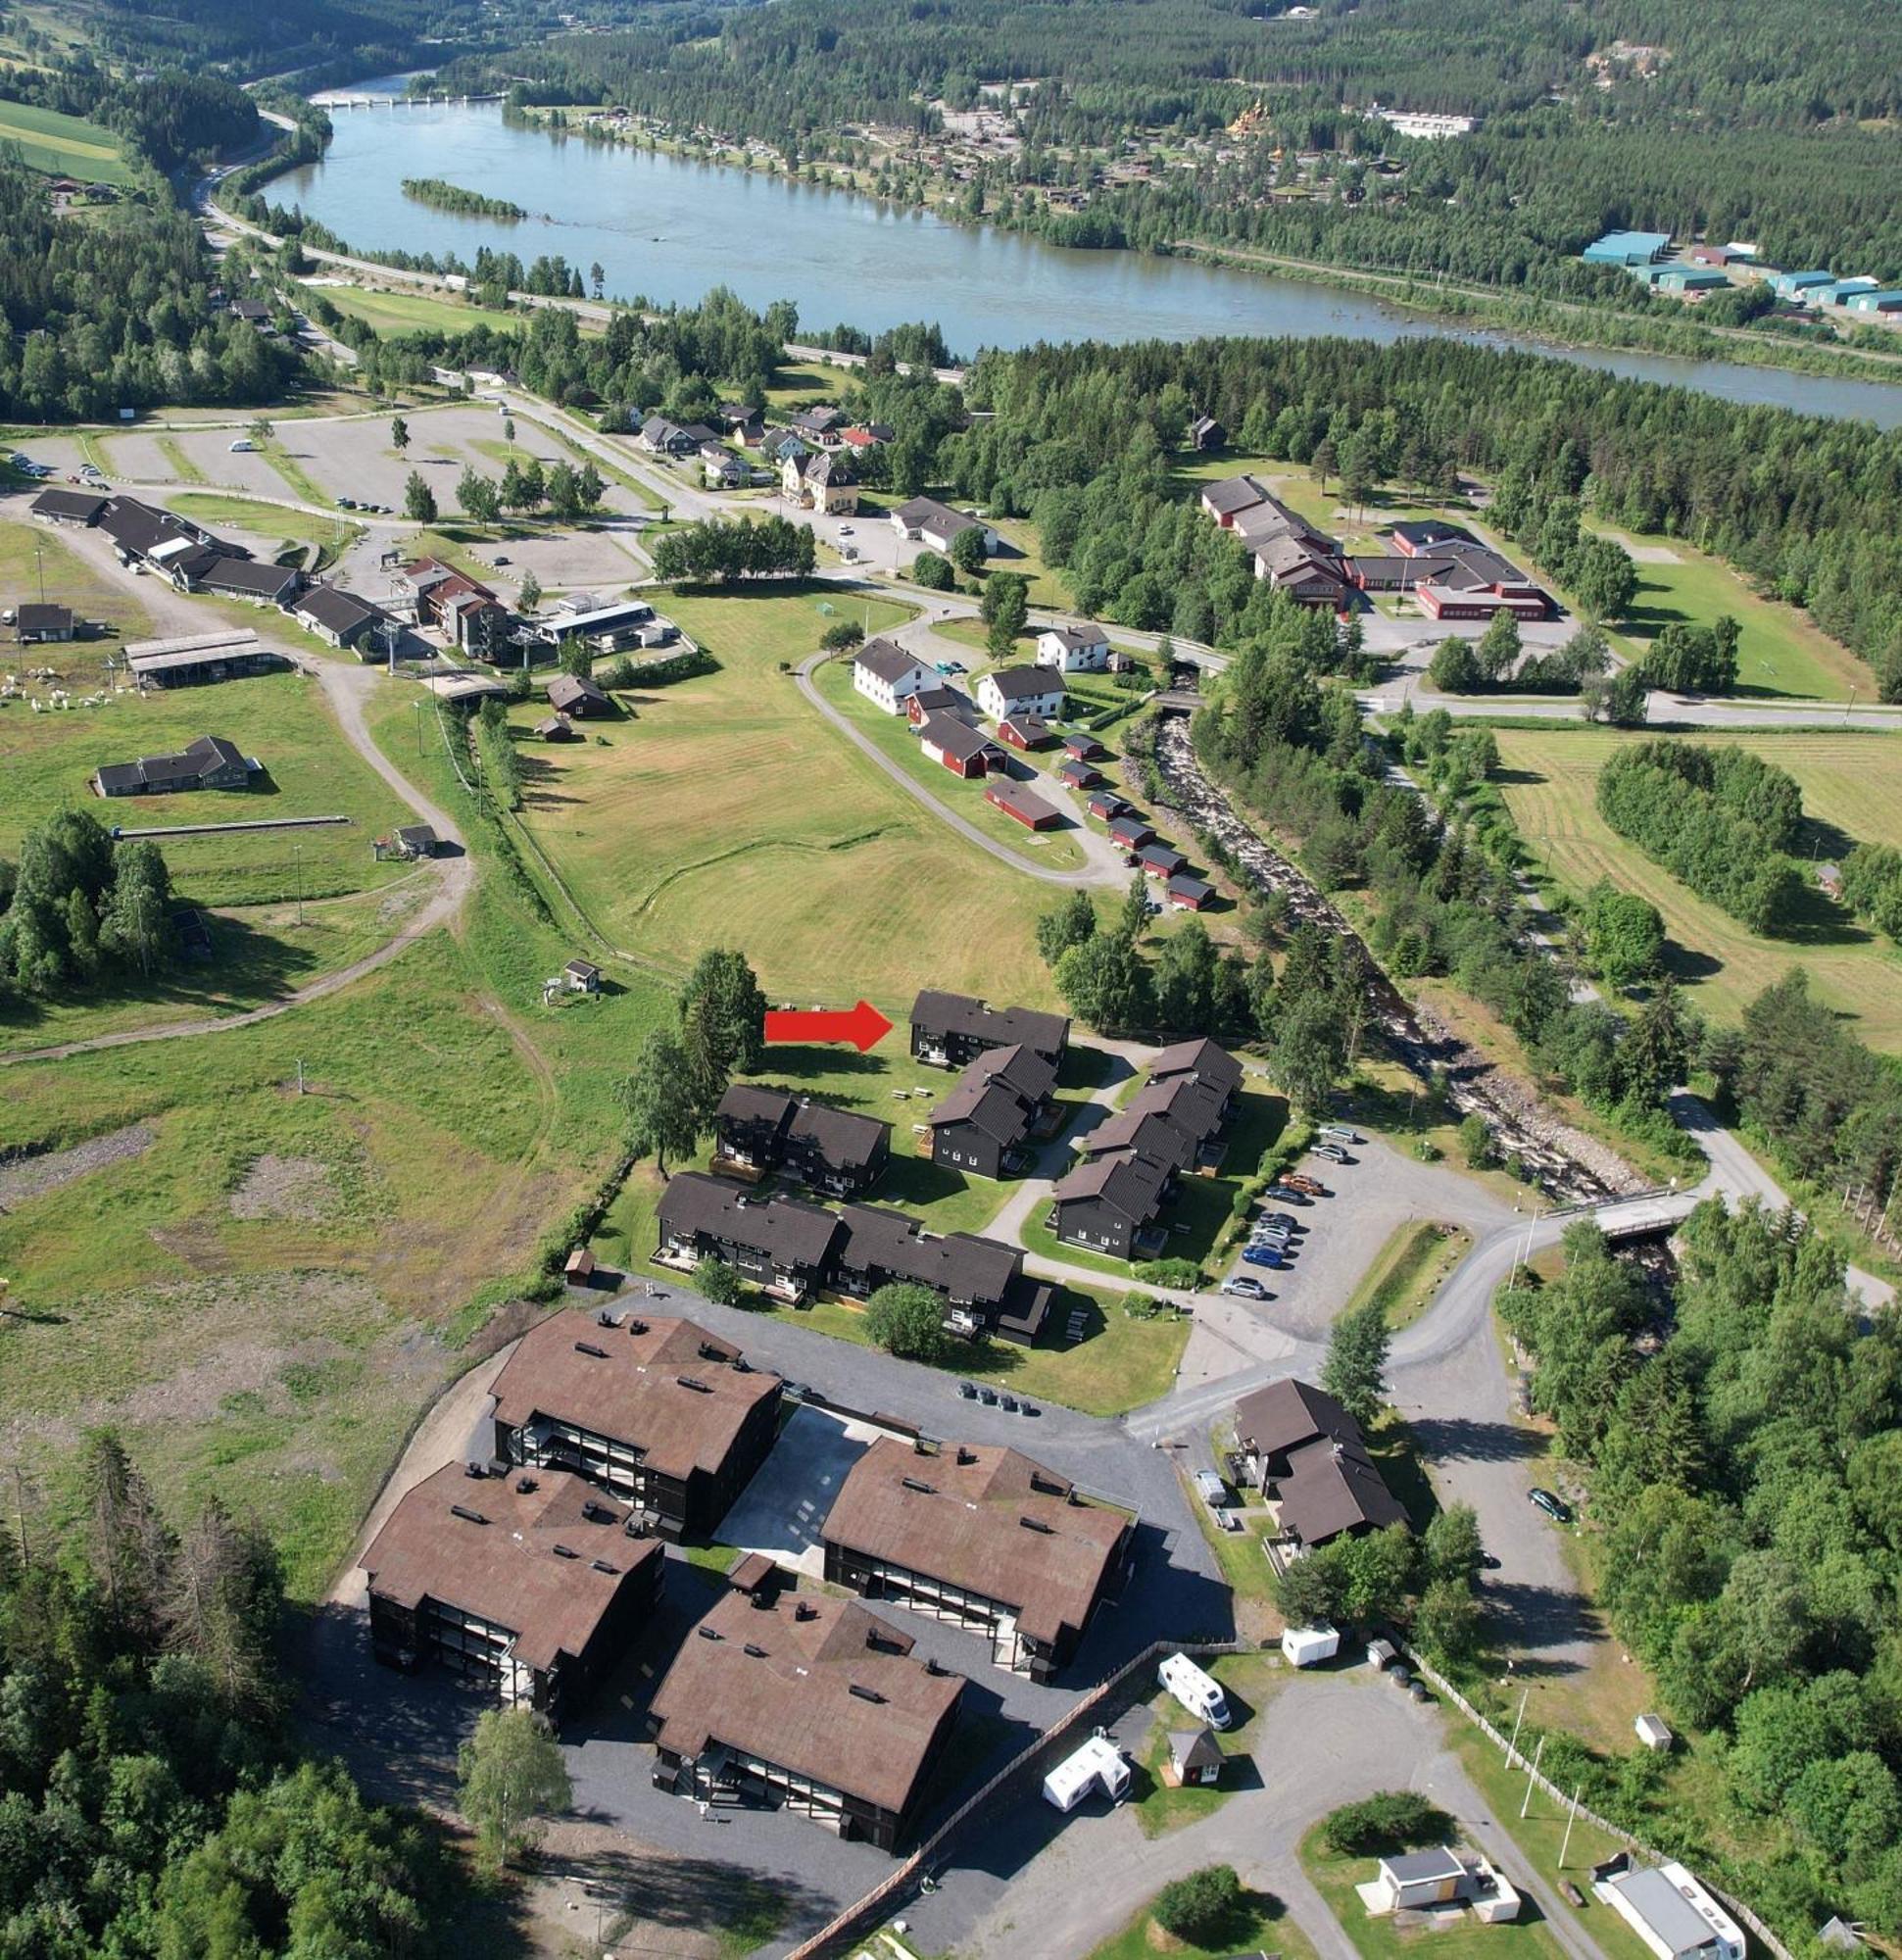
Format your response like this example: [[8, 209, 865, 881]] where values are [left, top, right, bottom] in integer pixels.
[[0, 98, 131, 184], [314, 283, 526, 339], [1343, 1220, 1472, 1334], [1492, 724, 1902, 1050], [170, 493, 364, 565], [513, 585, 1071, 1005], [812, 651, 1090, 873]]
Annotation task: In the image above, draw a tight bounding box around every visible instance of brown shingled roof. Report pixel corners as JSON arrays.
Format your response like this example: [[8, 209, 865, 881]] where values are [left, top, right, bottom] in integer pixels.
[[823, 1439, 1129, 1647], [362, 1462, 661, 1673], [648, 1586, 962, 1817], [490, 1309, 780, 1482]]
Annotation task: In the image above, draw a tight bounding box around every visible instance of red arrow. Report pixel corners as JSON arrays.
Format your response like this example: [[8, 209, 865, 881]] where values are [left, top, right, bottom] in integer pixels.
[[763, 1000, 894, 1054]]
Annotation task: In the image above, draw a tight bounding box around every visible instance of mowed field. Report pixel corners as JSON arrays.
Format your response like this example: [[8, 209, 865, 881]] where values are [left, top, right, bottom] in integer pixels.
[[513, 586, 1074, 1008], [1493, 725, 1902, 1048], [0, 99, 131, 183]]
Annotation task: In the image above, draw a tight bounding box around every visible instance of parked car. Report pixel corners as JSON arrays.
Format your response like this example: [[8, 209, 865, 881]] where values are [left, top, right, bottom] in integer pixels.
[[1320, 1125, 1363, 1146], [1285, 1174, 1328, 1197], [781, 1380, 813, 1403], [1312, 1144, 1352, 1164], [1529, 1487, 1572, 1523], [837, 524, 854, 535], [1408, 1681, 1431, 1704], [1221, 1276, 1269, 1299], [1242, 1247, 1287, 1270], [1019, 1401, 1040, 1418], [978, 1386, 999, 1405], [1264, 1184, 1310, 1205]]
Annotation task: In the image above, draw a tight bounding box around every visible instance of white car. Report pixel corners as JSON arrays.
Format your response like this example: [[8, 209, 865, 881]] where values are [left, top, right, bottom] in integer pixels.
[[1221, 1275, 1270, 1299]]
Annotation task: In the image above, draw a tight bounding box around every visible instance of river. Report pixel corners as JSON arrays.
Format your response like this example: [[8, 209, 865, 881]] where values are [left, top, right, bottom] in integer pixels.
[[282, 87, 1902, 428]]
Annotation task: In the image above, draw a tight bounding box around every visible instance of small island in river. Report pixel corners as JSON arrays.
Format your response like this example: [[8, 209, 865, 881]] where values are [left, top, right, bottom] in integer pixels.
[[400, 176, 525, 220]]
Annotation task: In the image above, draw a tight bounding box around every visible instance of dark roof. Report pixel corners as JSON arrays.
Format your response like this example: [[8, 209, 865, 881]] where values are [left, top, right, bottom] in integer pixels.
[[1390, 519, 1472, 551], [927, 1044, 1051, 1150], [998, 714, 1052, 746], [916, 712, 1002, 766], [894, 496, 978, 537], [984, 664, 1061, 705], [1200, 473, 1272, 516], [1078, 1106, 1200, 1177], [649, 1586, 961, 1818], [490, 1308, 779, 1481], [716, 1083, 797, 1134], [910, 989, 1068, 1059], [833, 1202, 1023, 1308], [362, 1462, 661, 1673], [297, 584, 390, 636], [98, 733, 247, 792], [1150, 1038, 1244, 1101], [1170, 1727, 1224, 1775], [1051, 1146, 1172, 1225], [855, 638, 928, 686], [987, 780, 1059, 826], [98, 495, 230, 562], [658, 1171, 841, 1268], [547, 673, 610, 712], [17, 603, 73, 632], [1168, 874, 1215, 906], [824, 1438, 1130, 1647], [1107, 815, 1154, 846], [1232, 1377, 1407, 1544], [785, 1098, 891, 1174], [908, 683, 963, 715], [29, 488, 107, 523], [1138, 843, 1188, 873], [200, 556, 299, 600], [1040, 623, 1107, 652]]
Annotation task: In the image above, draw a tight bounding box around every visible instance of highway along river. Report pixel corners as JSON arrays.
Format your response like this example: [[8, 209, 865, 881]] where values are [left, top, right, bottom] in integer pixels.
[[280, 86, 1902, 428]]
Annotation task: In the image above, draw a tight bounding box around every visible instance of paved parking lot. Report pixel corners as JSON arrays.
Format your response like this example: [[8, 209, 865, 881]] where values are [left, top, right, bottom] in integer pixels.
[[719, 1402, 872, 1575]]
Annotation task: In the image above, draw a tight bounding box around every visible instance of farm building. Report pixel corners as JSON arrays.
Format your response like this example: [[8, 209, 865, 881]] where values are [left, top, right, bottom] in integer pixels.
[[487, 1307, 782, 1540], [821, 1438, 1132, 1681], [1844, 288, 1902, 314], [1653, 266, 1730, 295], [93, 733, 251, 798], [647, 1584, 961, 1852], [123, 631, 290, 687], [985, 780, 1060, 830], [362, 1462, 663, 1718], [16, 604, 74, 643]]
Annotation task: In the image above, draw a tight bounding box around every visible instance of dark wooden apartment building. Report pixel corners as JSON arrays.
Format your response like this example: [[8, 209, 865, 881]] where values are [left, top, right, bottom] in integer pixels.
[[656, 1172, 842, 1301], [1051, 1038, 1243, 1259], [822, 1439, 1132, 1683], [922, 1043, 1057, 1180], [909, 989, 1069, 1072], [712, 1084, 892, 1197], [487, 1307, 782, 1540], [362, 1461, 664, 1717], [648, 1578, 962, 1851], [833, 1203, 1054, 1345], [1232, 1377, 1407, 1550]]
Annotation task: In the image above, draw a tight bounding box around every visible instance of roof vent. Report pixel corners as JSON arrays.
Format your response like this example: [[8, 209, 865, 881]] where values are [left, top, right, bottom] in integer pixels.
[[795, 1601, 818, 1621], [627, 1318, 648, 1336], [514, 1476, 537, 1494], [955, 1447, 976, 1465], [743, 1642, 767, 1658], [574, 1341, 610, 1359], [676, 1375, 712, 1395], [1019, 1515, 1052, 1535], [697, 1625, 723, 1642], [699, 1341, 729, 1362], [592, 1559, 617, 1575], [582, 1499, 617, 1524], [553, 1544, 578, 1559], [848, 1684, 888, 1705], [901, 1476, 936, 1495], [463, 1461, 487, 1478], [450, 1504, 488, 1526]]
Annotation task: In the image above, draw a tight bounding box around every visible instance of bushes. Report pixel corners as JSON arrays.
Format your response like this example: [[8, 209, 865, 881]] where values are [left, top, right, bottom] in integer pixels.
[[1323, 1791, 1453, 1857], [911, 549, 954, 591], [1839, 842, 1902, 944], [695, 1256, 741, 1304], [863, 1281, 947, 1359], [1153, 1865, 1243, 1944], [1134, 1256, 1202, 1289]]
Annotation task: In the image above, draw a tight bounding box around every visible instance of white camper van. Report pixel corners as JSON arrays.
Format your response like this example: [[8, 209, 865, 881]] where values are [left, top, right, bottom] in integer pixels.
[[1158, 1651, 1232, 1729], [1043, 1734, 1131, 1813]]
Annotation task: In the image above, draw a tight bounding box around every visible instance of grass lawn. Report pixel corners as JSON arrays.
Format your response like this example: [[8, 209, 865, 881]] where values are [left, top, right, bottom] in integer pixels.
[[1187, 1469, 1282, 1627], [812, 652, 1089, 873], [171, 493, 365, 563], [314, 284, 526, 339], [0, 514, 154, 639], [1131, 1650, 1291, 1837], [977, 520, 1072, 611], [764, 360, 852, 410], [0, 98, 131, 182], [513, 585, 1070, 1006], [0, 664, 415, 908], [1490, 724, 1902, 1052], [1088, 1878, 1318, 1960], [1301, 1821, 1572, 1960], [1345, 1221, 1472, 1334]]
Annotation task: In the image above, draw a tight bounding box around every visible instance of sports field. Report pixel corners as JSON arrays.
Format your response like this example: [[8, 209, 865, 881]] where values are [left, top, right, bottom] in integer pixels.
[[0, 99, 130, 183], [1492, 725, 1902, 1048], [512, 585, 1073, 1008]]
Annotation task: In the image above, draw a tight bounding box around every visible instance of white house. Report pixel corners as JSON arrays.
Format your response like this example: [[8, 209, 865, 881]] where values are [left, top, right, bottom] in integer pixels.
[[890, 496, 1000, 556], [1365, 1849, 1520, 1924], [978, 664, 1066, 722], [1036, 623, 1111, 673], [853, 637, 934, 714], [1594, 1861, 1744, 1960]]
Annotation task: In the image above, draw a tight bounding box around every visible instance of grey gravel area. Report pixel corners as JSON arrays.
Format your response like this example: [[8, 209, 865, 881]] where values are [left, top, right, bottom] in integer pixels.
[[0, 1124, 157, 1209]]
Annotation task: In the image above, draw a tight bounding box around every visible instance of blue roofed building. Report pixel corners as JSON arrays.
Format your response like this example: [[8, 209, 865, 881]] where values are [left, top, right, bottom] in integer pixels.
[[1653, 266, 1730, 295], [1843, 288, 1902, 315], [1583, 230, 1671, 268], [1814, 277, 1879, 307], [1772, 270, 1834, 299]]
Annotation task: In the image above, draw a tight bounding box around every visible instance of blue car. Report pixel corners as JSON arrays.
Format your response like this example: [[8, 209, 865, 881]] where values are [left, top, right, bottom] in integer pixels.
[[1242, 1246, 1287, 1270]]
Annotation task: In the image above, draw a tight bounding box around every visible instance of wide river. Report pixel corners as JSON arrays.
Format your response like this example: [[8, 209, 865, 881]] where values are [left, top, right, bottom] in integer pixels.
[[282, 87, 1902, 428]]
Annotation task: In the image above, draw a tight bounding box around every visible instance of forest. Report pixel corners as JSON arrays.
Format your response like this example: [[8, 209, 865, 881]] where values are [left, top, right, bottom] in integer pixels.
[[1596, 741, 1807, 934], [0, 1433, 456, 1955], [422, 0, 1902, 300], [1500, 1200, 1902, 1940]]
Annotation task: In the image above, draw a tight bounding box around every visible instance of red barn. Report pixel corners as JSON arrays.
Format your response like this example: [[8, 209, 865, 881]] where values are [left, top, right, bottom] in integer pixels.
[[986, 781, 1061, 830]]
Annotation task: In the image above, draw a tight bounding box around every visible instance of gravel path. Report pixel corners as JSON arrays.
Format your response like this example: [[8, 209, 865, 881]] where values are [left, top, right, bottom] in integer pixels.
[[0, 1123, 156, 1206]]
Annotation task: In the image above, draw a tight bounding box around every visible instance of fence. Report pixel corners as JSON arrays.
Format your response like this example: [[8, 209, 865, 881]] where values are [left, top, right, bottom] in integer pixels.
[[783, 1638, 1249, 1960], [1405, 1650, 1795, 1960]]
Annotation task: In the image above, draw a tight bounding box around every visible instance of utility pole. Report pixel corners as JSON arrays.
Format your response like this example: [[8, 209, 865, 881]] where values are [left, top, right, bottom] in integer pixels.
[[1505, 1684, 1531, 1769], [414, 698, 425, 755], [1520, 1733, 1545, 1819], [1558, 1784, 1583, 1868], [293, 839, 304, 924], [296, 1057, 306, 1096], [33, 542, 45, 605]]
